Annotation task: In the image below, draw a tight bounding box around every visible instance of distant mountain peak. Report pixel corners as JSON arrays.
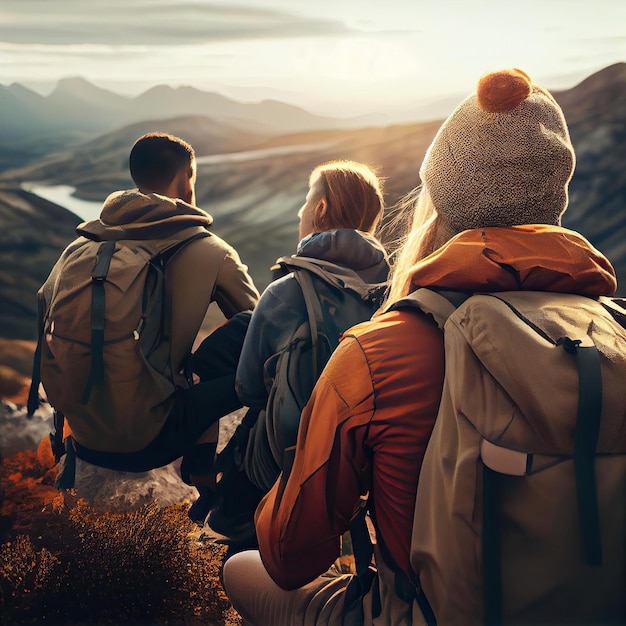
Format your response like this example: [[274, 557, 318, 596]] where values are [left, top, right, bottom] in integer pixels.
[[7, 82, 40, 95], [57, 75, 93, 87], [135, 83, 236, 104], [49, 76, 129, 109], [574, 62, 626, 89], [137, 84, 206, 95], [52, 76, 100, 95]]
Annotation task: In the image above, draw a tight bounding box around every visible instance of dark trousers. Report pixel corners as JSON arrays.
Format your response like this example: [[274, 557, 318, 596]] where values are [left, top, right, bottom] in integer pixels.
[[73, 377, 240, 472], [73, 312, 252, 473]]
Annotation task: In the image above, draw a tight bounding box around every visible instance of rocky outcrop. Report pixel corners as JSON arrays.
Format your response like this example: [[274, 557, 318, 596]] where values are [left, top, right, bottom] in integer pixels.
[[0, 327, 242, 519], [71, 456, 199, 514], [0, 401, 53, 458], [1, 396, 244, 516], [69, 407, 243, 515]]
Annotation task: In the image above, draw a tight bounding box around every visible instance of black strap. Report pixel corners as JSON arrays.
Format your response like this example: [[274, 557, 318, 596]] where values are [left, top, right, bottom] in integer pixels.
[[49, 408, 67, 463], [27, 292, 49, 416], [558, 337, 603, 566], [347, 507, 437, 625], [482, 465, 503, 626], [414, 581, 437, 626], [81, 234, 209, 403], [376, 532, 436, 624], [343, 507, 377, 626], [27, 334, 43, 416], [434, 287, 473, 309], [161, 231, 210, 264], [54, 435, 76, 490], [82, 240, 116, 403], [350, 504, 375, 577]]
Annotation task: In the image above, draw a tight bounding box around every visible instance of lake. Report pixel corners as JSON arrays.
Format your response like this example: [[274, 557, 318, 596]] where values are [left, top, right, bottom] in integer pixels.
[[21, 183, 102, 222], [21, 141, 335, 222]]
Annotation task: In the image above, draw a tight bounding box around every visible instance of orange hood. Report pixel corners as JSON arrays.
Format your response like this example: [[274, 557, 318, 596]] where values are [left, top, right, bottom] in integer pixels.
[[409, 225, 617, 297]]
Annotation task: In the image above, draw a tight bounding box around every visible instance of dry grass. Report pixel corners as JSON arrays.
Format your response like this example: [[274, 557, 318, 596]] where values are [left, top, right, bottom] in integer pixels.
[[0, 447, 242, 626]]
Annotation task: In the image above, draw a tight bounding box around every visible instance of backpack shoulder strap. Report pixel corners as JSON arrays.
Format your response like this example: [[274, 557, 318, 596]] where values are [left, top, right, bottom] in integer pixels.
[[159, 230, 211, 264], [82, 240, 117, 402], [389, 287, 473, 329], [345, 290, 477, 626], [600, 296, 626, 329], [275, 255, 348, 292], [272, 268, 324, 487], [293, 267, 323, 350], [27, 290, 50, 416]]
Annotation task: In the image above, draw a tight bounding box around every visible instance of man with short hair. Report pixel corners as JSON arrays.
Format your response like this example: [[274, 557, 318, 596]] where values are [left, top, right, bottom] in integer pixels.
[[129, 131, 198, 205], [36, 132, 260, 517]]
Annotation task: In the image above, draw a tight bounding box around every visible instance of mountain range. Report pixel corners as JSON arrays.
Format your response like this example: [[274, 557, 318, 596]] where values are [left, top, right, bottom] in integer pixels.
[[0, 77, 391, 171], [0, 62, 624, 341]]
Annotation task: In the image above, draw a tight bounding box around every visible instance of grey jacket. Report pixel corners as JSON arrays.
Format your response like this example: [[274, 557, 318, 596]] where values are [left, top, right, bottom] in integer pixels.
[[235, 228, 389, 490]]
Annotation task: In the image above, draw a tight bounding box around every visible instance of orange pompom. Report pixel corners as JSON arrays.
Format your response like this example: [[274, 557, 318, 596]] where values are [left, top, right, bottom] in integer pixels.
[[477, 68, 532, 113]]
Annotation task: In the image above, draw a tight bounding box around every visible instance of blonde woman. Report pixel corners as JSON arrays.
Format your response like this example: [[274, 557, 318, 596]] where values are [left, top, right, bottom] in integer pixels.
[[223, 69, 619, 625]]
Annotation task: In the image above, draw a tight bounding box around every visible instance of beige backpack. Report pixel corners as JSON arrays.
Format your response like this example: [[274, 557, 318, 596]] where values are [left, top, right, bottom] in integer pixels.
[[347, 289, 626, 626], [408, 289, 626, 625], [28, 230, 208, 454]]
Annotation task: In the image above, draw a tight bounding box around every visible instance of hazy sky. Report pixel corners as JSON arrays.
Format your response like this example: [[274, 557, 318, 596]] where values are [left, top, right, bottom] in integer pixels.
[[1, 0, 624, 117]]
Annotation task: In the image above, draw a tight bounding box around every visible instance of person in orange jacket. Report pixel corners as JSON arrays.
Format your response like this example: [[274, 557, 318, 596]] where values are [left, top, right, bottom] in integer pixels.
[[222, 69, 618, 625]]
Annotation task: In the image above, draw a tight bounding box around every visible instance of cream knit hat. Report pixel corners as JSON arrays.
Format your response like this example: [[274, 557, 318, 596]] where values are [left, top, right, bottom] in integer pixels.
[[420, 68, 575, 235]]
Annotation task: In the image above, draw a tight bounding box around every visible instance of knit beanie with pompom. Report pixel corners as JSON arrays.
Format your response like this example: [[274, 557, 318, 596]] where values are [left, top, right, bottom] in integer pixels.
[[419, 68, 575, 235]]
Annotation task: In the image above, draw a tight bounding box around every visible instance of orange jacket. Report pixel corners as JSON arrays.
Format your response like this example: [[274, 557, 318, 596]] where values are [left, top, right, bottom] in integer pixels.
[[255, 225, 617, 590]]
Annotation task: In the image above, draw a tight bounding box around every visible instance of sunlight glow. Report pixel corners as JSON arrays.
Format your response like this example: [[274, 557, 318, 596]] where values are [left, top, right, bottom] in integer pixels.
[[0, 0, 624, 118]]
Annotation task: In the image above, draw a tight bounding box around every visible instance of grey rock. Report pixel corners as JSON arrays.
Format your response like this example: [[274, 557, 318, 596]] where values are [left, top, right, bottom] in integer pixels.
[[72, 456, 199, 514], [70, 407, 244, 514], [2, 399, 244, 516], [0, 400, 53, 458]]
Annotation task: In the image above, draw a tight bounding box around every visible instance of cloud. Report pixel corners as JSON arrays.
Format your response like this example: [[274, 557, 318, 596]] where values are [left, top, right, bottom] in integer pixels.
[[0, 1, 353, 45]]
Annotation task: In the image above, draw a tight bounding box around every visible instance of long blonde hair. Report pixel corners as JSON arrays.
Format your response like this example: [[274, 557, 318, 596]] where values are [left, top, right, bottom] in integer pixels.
[[385, 186, 455, 304]]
